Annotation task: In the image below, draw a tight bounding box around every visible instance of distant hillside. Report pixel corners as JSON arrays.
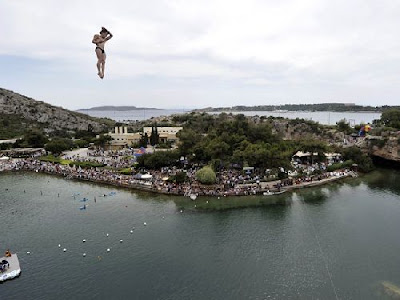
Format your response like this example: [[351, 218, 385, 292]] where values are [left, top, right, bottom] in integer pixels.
[[195, 103, 399, 112], [78, 105, 161, 111], [0, 88, 115, 139]]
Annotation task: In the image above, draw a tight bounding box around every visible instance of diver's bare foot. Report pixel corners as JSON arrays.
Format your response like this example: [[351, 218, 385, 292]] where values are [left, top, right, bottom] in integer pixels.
[[100, 74, 104, 79]]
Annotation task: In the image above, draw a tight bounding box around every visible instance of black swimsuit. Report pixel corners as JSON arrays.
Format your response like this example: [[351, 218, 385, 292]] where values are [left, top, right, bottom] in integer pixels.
[[96, 46, 105, 54]]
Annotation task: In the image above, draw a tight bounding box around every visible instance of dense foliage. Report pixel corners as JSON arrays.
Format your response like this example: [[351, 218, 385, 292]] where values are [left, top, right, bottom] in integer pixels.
[[137, 150, 180, 169], [380, 109, 400, 129], [341, 147, 375, 172], [195, 166, 217, 185], [45, 138, 74, 154], [15, 130, 48, 148], [175, 113, 331, 169]]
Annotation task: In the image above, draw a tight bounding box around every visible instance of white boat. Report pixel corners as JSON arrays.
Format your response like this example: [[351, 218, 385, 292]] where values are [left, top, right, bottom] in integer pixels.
[[189, 194, 197, 201], [0, 253, 21, 282], [263, 190, 286, 196]]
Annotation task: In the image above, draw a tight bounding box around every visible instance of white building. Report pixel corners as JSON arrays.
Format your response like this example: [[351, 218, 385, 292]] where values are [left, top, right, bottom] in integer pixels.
[[105, 126, 183, 150]]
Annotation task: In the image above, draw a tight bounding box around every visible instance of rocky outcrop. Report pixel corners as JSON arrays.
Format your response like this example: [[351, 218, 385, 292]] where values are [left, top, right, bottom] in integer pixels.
[[370, 136, 400, 163], [0, 88, 114, 133]]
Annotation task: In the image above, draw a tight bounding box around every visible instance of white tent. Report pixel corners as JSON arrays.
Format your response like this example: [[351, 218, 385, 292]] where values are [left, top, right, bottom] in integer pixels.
[[0, 156, 10, 160]]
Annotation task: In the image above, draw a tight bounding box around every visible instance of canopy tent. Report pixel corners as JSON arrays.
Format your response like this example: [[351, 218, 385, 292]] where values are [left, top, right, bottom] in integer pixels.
[[293, 151, 318, 158]]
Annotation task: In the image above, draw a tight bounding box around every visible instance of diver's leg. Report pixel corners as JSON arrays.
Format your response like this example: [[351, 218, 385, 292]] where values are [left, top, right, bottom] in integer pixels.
[[100, 54, 106, 79], [95, 49, 102, 78]]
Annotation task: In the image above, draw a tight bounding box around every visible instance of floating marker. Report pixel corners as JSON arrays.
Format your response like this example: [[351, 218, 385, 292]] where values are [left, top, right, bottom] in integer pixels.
[[130, 230, 133, 234], [83, 253, 86, 257], [143, 222, 147, 226], [120, 240, 123, 243], [106, 233, 109, 237], [206, 201, 209, 204], [194, 205, 197, 208], [82, 239, 86, 243], [180, 210, 183, 213], [26, 251, 31, 255], [107, 248, 110, 252], [58, 244, 61, 248], [63, 248, 67, 252]]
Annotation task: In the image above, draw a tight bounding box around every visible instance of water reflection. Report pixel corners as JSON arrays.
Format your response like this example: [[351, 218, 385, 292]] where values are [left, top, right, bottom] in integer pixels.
[[365, 169, 400, 196]]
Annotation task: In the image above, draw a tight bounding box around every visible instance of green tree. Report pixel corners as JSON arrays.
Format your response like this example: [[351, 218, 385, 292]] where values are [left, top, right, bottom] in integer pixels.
[[137, 150, 180, 169], [380, 109, 400, 129], [45, 138, 74, 154], [139, 133, 149, 148], [195, 166, 217, 185], [150, 125, 159, 146], [94, 134, 112, 147], [336, 119, 352, 134], [341, 146, 375, 172], [176, 129, 202, 156], [22, 130, 48, 147]]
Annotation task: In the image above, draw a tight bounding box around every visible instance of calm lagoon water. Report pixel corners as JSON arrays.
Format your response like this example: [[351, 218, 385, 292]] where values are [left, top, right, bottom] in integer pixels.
[[1, 170, 400, 299]]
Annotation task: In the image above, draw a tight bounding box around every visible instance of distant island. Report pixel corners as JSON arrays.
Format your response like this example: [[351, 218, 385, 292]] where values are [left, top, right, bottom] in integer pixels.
[[78, 106, 162, 111], [194, 103, 400, 113]]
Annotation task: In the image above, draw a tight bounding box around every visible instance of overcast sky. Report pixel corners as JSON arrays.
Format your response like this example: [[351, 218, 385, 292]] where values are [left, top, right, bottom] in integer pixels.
[[1, 0, 399, 110]]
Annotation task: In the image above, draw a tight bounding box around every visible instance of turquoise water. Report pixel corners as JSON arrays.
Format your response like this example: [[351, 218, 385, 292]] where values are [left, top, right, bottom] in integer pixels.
[[1, 170, 400, 299]]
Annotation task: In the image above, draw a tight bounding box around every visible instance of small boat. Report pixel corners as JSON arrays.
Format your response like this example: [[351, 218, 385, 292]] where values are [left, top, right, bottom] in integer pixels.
[[189, 194, 197, 201], [0, 252, 21, 282], [263, 190, 286, 196], [79, 205, 87, 210]]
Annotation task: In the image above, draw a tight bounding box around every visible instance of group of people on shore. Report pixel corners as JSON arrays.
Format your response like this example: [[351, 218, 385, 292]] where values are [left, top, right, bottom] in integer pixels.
[[0, 157, 353, 197]]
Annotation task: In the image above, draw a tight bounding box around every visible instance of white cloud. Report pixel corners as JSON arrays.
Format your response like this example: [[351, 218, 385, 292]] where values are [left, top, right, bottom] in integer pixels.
[[1, 0, 400, 108]]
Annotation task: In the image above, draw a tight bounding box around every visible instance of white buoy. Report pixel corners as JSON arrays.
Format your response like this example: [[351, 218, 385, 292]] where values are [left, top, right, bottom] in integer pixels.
[[144, 222, 147, 226], [107, 248, 110, 252], [58, 244, 61, 248], [26, 251, 31, 255], [106, 233, 109, 237], [83, 253, 86, 257], [82, 239, 86, 243], [180, 210, 183, 213], [218, 197, 220, 199], [63, 248, 67, 252], [120, 239, 123, 243], [194, 205, 197, 208], [130, 230, 133, 234], [206, 201, 209, 204]]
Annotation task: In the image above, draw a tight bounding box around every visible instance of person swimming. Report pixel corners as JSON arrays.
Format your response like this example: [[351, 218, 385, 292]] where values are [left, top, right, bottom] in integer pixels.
[[92, 27, 113, 79]]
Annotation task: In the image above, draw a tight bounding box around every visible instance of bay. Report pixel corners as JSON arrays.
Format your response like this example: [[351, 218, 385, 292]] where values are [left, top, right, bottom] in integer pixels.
[[79, 109, 381, 125], [1, 169, 400, 299], [208, 111, 381, 125]]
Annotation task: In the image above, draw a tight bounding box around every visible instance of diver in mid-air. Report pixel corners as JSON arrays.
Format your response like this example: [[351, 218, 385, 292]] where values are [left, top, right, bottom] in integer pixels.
[[92, 27, 113, 79]]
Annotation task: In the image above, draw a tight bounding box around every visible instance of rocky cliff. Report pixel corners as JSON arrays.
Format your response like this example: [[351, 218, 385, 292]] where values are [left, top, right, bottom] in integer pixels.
[[0, 88, 114, 134], [370, 137, 400, 163]]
